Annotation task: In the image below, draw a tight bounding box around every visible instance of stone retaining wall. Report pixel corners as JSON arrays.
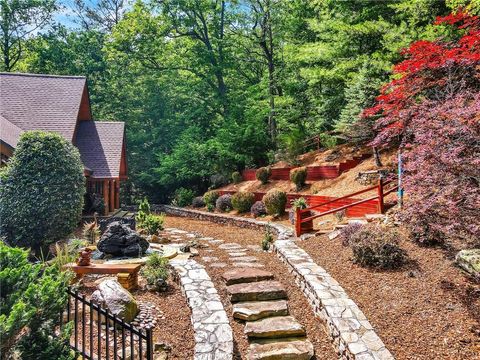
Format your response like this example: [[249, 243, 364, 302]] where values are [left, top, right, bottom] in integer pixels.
[[170, 258, 233, 360], [160, 205, 394, 360]]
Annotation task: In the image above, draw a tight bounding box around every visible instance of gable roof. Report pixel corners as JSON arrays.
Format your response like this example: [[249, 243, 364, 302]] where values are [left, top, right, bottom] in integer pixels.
[[0, 115, 23, 149], [75, 121, 125, 178], [0, 72, 91, 144]]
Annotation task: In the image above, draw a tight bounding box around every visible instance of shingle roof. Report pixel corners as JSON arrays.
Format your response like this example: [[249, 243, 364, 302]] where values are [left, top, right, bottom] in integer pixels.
[[0, 115, 23, 149], [0, 72, 87, 142], [75, 121, 125, 178]]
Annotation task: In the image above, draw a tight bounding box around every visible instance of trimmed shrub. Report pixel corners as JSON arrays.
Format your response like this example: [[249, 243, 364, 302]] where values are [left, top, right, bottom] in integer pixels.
[[251, 201, 266, 218], [231, 192, 255, 213], [349, 224, 407, 269], [140, 214, 165, 235], [0, 243, 74, 359], [231, 171, 242, 184], [256, 167, 271, 184], [203, 190, 220, 207], [173, 187, 195, 207], [192, 196, 205, 208], [216, 194, 233, 212], [210, 174, 228, 189], [338, 222, 364, 247], [263, 189, 287, 216], [0, 131, 84, 253], [290, 167, 308, 191], [140, 252, 169, 291]]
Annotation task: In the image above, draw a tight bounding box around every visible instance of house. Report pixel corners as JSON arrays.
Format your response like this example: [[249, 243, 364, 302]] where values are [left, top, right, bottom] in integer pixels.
[[0, 72, 127, 215]]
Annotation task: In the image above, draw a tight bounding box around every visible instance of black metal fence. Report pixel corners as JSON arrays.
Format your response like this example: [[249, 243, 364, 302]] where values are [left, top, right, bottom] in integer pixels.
[[62, 289, 153, 359]]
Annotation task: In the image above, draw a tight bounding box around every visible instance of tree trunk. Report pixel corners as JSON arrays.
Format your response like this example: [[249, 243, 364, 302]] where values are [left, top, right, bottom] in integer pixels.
[[373, 146, 383, 167]]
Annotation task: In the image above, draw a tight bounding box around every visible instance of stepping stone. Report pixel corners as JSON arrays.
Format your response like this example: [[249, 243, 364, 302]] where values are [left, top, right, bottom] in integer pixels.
[[222, 268, 274, 285], [232, 256, 258, 263], [233, 262, 265, 268], [210, 262, 228, 268], [209, 239, 224, 245], [202, 256, 218, 263], [233, 300, 289, 321], [247, 338, 314, 360], [244, 316, 306, 339], [227, 281, 286, 302], [219, 243, 243, 250], [228, 252, 248, 257]]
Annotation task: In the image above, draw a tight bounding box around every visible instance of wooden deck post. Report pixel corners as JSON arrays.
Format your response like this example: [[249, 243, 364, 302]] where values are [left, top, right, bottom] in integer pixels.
[[115, 180, 120, 209], [109, 179, 115, 212], [295, 207, 302, 237], [102, 180, 109, 215], [377, 178, 385, 214]]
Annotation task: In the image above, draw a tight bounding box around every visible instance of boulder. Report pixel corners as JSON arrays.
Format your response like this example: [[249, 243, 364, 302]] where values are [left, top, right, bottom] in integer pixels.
[[456, 249, 480, 277], [91, 279, 138, 322], [97, 221, 149, 257]]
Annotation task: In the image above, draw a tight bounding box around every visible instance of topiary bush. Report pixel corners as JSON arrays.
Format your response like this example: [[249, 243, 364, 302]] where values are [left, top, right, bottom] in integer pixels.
[[348, 224, 407, 269], [0, 131, 85, 254], [0, 242, 74, 359], [263, 189, 287, 216], [173, 187, 195, 207], [251, 201, 266, 218], [290, 167, 308, 191], [192, 196, 205, 208], [231, 192, 255, 213], [203, 190, 220, 207], [231, 171, 242, 184], [256, 167, 271, 184], [216, 194, 233, 212]]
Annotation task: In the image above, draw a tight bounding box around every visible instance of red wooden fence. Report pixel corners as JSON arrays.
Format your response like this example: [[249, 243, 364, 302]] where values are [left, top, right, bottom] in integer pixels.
[[241, 154, 369, 182]]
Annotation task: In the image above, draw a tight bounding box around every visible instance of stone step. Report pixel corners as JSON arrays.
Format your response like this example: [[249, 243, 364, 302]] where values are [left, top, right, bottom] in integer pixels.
[[244, 316, 306, 339], [227, 280, 287, 302], [233, 300, 289, 321], [222, 268, 274, 285], [247, 338, 314, 360]]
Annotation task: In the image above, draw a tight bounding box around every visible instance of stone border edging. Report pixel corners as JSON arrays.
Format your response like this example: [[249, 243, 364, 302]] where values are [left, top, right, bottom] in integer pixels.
[[169, 258, 234, 360], [159, 205, 394, 360]]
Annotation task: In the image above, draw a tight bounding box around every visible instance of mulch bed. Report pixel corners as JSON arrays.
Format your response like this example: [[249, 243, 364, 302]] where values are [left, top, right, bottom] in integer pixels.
[[165, 216, 338, 360], [297, 234, 480, 360]]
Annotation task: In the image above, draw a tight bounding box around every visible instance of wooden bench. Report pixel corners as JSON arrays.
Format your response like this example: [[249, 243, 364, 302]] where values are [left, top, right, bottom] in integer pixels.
[[64, 263, 142, 291]]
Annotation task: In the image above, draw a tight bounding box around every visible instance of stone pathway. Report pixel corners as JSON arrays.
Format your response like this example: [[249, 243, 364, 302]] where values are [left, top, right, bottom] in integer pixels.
[[223, 268, 314, 360]]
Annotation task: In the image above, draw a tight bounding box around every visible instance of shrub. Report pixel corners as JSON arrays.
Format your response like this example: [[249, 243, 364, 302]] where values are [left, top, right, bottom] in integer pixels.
[[173, 187, 195, 207], [261, 225, 274, 250], [206, 203, 215, 212], [0, 131, 84, 254], [216, 194, 233, 212], [231, 171, 242, 184], [263, 189, 287, 216], [338, 223, 364, 247], [0, 243, 74, 359], [348, 224, 407, 269], [291, 197, 308, 210], [290, 167, 308, 191], [203, 190, 220, 207], [256, 167, 271, 184], [140, 252, 169, 291], [231, 192, 255, 213], [135, 197, 151, 225], [251, 201, 266, 218], [51, 238, 88, 269], [192, 196, 205, 208], [140, 214, 165, 235], [210, 174, 228, 189], [84, 192, 105, 215]]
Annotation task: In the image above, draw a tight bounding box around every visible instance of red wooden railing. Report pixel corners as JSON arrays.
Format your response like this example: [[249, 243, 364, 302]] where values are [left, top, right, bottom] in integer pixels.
[[295, 179, 398, 236]]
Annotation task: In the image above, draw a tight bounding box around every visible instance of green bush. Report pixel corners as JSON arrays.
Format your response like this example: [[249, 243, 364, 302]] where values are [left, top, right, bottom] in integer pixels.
[[203, 190, 220, 206], [290, 167, 308, 191], [263, 189, 287, 216], [0, 243, 74, 359], [173, 187, 195, 207], [231, 171, 242, 184], [136, 197, 151, 225], [0, 131, 84, 254], [231, 192, 255, 213], [256, 167, 271, 184], [261, 225, 274, 250], [349, 224, 407, 269], [141, 214, 165, 235], [140, 252, 169, 291]]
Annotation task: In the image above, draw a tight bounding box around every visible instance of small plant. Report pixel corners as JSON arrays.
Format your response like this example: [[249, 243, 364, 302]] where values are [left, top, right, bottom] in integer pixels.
[[263, 189, 287, 217], [207, 203, 215, 212], [83, 220, 100, 244], [261, 225, 274, 250], [203, 190, 220, 207], [338, 223, 364, 247], [51, 238, 88, 269], [173, 187, 195, 207], [140, 252, 169, 291], [232, 171, 242, 184], [256, 167, 271, 184], [216, 194, 233, 212], [290, 167, 308, 191], [141, 213, 165, 235], [251, 201, 267, 218], [291, 197, 308, 210], [334, 209, 346, 222], [231, 191, 255, 213], [192, 196, 206, 208], [348, 224, 407, 269], [136, 197, 151, 225]]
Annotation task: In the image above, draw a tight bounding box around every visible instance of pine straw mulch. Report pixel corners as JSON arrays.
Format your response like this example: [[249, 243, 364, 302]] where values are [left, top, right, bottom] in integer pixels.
[[165, 216, 338, 360], [297, 234, 480, 360]]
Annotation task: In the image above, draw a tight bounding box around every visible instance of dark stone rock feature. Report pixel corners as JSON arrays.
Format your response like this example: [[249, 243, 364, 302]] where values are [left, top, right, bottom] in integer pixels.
[[99, 216, 136, 233], [97, 221, 149, 257]]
